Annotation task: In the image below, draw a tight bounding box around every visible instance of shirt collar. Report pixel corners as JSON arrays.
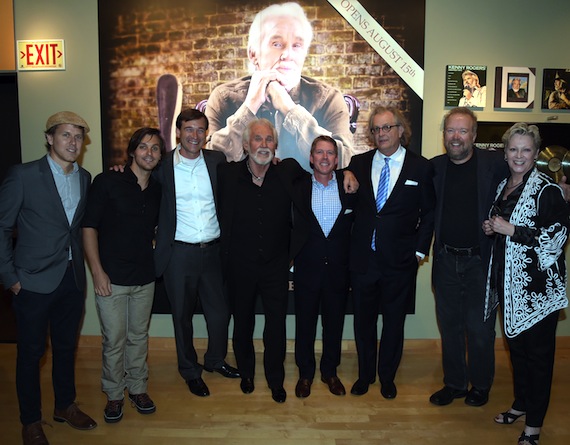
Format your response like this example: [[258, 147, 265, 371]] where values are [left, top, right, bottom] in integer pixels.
[[46, 154, 79, 176], [173, 144, 204, 166], [311, 172, 337, 188], [374, 145, 405, 163]]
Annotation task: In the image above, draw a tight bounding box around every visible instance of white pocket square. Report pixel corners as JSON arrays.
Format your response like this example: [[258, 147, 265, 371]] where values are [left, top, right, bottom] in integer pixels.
[[404, 179, 418, 186], [344, 209, 353, 214]]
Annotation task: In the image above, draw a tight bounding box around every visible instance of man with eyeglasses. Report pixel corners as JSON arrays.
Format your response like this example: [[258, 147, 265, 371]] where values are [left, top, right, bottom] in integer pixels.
[[347, 106, 435, 399]]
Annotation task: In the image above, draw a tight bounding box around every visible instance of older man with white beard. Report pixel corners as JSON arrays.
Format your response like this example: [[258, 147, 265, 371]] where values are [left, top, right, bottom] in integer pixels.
[[206, 2, 353, 171], [217, 118, 306, 403]]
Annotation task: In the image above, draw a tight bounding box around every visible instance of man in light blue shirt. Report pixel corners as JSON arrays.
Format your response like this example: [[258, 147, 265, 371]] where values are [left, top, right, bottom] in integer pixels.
[[292, 135, 356, 399], [0, 111, 96, 445]]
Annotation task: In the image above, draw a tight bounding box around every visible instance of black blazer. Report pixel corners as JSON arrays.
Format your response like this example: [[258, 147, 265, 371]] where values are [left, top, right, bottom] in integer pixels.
[[292, 170, 356, 289], [348, 148, 435, 273], [431, 148, 508, 268], [0, 156, 91, 293], [153, 148, 226, 277]]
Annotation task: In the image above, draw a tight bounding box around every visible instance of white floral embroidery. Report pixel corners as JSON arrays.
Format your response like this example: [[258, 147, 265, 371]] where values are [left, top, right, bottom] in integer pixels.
[[485, 169, 568, 338]]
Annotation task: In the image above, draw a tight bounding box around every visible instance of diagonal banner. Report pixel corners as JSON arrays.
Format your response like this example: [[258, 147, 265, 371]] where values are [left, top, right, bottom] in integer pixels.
[[327, 0, 424, 99]]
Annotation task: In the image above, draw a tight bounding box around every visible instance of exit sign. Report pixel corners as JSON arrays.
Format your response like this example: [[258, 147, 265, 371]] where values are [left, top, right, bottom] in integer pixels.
[[17, 39, 65, 71]]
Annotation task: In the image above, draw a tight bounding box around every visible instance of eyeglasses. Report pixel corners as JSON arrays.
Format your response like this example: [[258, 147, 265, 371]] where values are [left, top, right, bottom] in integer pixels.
[[370, 124, 400, 134]]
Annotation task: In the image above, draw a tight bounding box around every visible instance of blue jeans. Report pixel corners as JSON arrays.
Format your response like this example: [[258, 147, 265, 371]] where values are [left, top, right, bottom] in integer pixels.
[[433, 249, 496, 391], [96, 282, 154, 400], [13, 265, 85, 425]]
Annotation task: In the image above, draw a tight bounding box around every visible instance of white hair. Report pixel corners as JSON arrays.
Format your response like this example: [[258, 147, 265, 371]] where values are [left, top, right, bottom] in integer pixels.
[[247, 2, 313, 74]]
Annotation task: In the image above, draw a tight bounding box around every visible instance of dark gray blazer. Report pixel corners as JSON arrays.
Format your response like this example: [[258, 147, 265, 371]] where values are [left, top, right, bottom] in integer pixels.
[[0, 156, 91, 293], [153, 148, 226, 277]]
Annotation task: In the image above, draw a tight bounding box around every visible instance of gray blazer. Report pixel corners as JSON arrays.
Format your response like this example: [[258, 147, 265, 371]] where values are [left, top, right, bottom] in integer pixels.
[[0, 156, 91, 293], [153, 148, 226, 277]]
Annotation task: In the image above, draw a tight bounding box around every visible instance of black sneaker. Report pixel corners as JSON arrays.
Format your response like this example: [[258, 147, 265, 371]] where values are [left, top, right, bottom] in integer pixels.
[[128, 393, 156, 414], [104, 399, 124, 423]]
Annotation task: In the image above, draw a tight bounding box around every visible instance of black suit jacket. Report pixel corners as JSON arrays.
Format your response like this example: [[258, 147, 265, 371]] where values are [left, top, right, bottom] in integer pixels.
[[0, 156, 91, 293], [292, 170, 356, 290], [431, 148, 508, 268], [348, 148, 435, 273], [153, 148, 226, 277]]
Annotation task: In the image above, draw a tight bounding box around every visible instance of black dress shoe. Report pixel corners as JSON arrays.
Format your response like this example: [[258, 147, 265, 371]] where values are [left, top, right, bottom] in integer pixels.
[[186, 377, 210, 397], [465, 387, 489, 406], [350, 379, 372, 396], [380, 381, 397, 399], [429, 386, 467, 406], [295, 378, 312, 398], [240, 378, 255, 394], [204, 363, 241, 379], [270, 386, 287, 403], [321, 376, 346, 396]]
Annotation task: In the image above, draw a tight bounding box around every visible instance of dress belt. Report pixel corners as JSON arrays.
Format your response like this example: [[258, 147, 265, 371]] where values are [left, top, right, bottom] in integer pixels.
[[175, 238, 220, 248], [442, 244, 480, 257]]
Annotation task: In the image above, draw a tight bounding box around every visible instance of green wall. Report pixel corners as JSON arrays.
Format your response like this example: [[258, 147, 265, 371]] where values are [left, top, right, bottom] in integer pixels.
[[13, 0, 570, 338]]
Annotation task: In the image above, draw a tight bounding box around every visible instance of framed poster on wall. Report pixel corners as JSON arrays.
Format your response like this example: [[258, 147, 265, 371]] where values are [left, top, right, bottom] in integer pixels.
[[494, 66, 535, 110]]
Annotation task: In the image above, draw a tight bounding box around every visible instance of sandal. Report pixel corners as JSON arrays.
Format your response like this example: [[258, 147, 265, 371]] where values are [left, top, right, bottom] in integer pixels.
[[518, 432, 539, 445], [494, 410, 525, 424]]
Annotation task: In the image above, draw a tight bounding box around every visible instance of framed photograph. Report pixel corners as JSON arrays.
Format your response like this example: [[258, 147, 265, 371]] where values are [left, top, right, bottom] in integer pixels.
[[445, 65, 487, 108], [494, 66, 535, 109], [542, 68, 570, 110], [506, 73, 529, 102]]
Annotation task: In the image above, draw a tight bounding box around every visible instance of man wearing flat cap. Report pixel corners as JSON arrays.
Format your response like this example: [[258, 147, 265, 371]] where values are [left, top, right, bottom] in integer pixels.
[[0, 111, 97, 445]]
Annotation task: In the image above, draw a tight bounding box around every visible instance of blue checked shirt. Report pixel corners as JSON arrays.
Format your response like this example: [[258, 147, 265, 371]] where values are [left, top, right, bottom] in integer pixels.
[[311, 174, 342, 237]]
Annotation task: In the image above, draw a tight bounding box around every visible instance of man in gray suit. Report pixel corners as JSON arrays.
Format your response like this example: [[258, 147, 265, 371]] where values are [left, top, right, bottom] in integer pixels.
[[0, 112, 97, 445], [153, 109, 239, 398]]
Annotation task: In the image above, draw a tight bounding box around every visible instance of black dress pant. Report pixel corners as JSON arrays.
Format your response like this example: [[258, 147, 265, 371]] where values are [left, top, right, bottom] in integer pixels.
[[351, 254, 417, 385], [507, 310, 559, 427], [13, 265, 84, 425], [294, 264, 348, 380], [228, 254, 289, 388]]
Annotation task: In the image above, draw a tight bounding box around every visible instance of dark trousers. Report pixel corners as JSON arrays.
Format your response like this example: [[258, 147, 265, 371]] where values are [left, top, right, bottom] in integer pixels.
[[508, 310, 559, 427], [163, 242, 229, 381], [433, 249, 496, 391], [294, 268, 348, 380], [351, 255, 417, 385], [13, 265, 84, 425], [228, 254, 288, 388]]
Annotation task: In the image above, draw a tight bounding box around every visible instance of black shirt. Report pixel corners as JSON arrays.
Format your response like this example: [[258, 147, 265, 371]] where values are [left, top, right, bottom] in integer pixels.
[[229, 161, 293, 263], [440, 153, 480, 248], [82, 168, 161, 285]]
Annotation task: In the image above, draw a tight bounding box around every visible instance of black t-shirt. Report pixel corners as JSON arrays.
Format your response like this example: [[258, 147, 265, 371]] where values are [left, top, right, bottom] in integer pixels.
[[82, 168, 161, 285], [440, 154, 479, 248]]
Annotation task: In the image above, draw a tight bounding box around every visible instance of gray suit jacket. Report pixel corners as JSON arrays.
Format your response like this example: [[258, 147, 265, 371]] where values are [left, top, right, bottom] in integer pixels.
[[153, 148, 226, 277], [0, 156, 91, 293]]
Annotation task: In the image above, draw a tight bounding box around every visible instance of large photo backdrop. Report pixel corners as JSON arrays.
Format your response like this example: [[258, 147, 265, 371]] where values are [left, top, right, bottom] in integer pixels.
[[98, 0, 425, 169]]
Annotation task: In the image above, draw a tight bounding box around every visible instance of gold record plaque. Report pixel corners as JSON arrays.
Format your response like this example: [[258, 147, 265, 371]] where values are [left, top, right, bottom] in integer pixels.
[[536, 145, 568, 182]]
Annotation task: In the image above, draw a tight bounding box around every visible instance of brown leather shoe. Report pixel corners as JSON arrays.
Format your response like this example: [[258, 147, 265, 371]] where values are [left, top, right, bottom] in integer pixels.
[[53, 403, 97, 430], [295, 378, 312, 398], [321, 376, 346, 396], [22, 421, 49, 445]]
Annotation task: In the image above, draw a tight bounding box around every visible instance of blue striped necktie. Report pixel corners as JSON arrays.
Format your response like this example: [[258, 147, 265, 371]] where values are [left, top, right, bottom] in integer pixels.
[[372, 157, 390, 251]]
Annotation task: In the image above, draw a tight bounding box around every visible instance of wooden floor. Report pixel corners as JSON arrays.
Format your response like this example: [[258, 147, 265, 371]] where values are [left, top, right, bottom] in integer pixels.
[[1, 338, 569, 445]]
